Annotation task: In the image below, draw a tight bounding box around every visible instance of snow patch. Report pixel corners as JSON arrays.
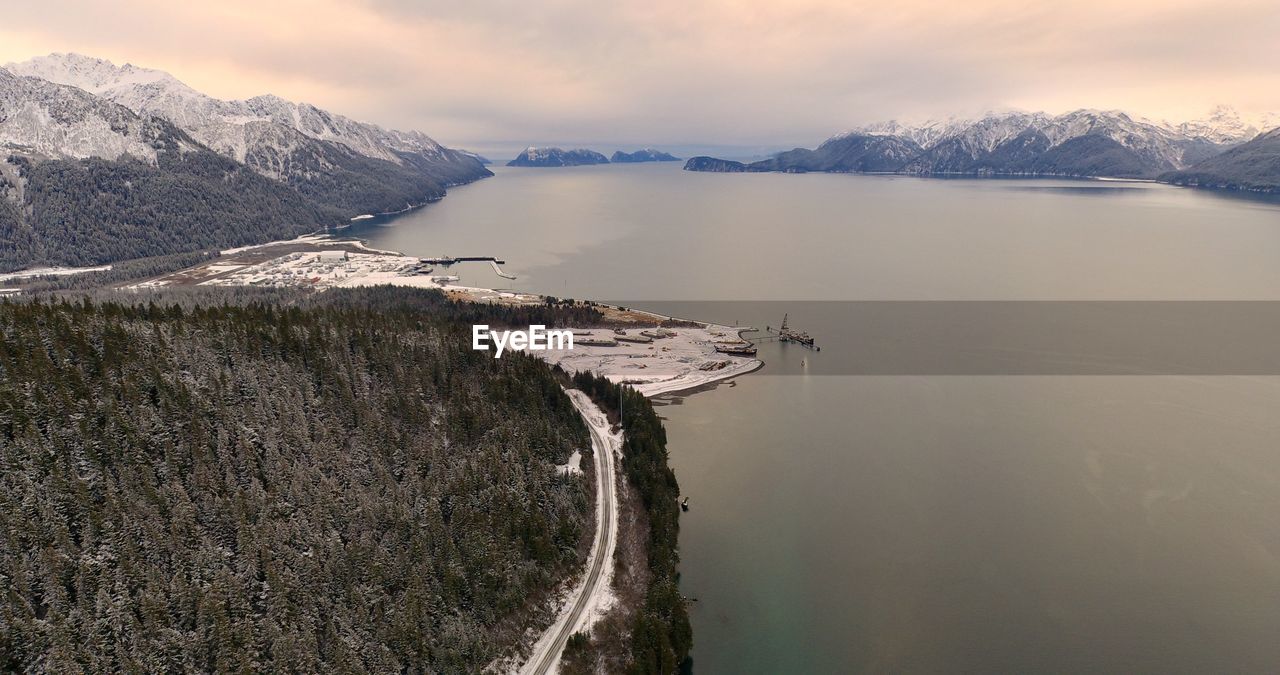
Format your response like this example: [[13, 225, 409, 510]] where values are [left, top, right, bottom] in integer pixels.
[[0, 264, 111, 282], [555, 450, 584, 476]]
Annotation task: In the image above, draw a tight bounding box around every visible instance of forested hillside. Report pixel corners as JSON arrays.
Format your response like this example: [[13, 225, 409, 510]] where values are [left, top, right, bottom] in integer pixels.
[[0, 195, 32, 269], [226, 140, 489, 218], [3, 140, 345, 271], [1161, 127, 1280, 192], [0, 289, 594, 672]]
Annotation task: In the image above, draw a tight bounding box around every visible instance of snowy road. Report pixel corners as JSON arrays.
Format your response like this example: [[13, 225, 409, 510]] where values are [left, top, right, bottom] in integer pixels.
[[521, 390, 620, 675]]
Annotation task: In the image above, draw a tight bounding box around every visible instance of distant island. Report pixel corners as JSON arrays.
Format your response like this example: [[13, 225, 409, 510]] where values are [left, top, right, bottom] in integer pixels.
[[611, 148, 681, 163], [683, 156, 749, 172], [508, 147, 610, 167], [684, 109, 1280, 186]]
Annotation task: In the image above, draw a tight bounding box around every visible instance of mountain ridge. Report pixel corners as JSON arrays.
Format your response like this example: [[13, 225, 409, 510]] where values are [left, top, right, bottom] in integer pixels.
[[686, 108, 1274, 180], [0, 53, 490, 271], [5, 53, 491, 215]]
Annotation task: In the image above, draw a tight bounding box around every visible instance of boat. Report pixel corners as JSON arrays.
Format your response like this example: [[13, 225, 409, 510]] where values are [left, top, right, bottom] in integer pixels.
[[616, 333, 653, 343], [715, 342, 758, 356]]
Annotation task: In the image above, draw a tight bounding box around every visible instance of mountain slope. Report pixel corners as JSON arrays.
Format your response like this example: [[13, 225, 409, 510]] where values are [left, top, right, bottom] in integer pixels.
[[6, 53, 490, 215], [0, 70, 343, 271], [1161, 127, 1280, 193], [0, 68, 178, 162], [0, 54, 497, 271], [11, 143, 343, 269]]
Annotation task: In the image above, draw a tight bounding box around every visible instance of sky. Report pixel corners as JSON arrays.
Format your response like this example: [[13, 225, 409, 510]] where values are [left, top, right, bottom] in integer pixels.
[[2, 0, 1278, 155]]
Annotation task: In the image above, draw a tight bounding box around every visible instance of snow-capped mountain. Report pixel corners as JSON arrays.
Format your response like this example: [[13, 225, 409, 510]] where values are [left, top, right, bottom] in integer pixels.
[[848, 113, 1047, 153], [688, 106, 1275, 178], [0, 64, 347, 272], [1171, 105, 1279, 145], [5, 53, 486, 187], [847, 109, 1227, 172], [0, 67, 186, 163], [0, 53, 492, 273], [5, 54, 297, 169]]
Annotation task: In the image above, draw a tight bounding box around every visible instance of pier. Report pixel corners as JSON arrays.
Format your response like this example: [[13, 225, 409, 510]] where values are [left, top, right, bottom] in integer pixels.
[[417, 256, 517, 279], [419, 256, 507, 266], [754, 313, 821, 350]]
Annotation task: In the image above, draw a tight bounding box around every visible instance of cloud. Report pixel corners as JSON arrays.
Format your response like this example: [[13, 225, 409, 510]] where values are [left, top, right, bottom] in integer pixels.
[[1, 0, 1277, 152]]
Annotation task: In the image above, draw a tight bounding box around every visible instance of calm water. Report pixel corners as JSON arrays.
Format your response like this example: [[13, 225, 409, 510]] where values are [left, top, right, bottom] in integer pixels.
[[352, 164, 1280, 672]]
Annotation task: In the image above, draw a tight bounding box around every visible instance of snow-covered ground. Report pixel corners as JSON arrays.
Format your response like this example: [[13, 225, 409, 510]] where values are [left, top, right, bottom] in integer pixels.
[[525, 327, 761, 396], [196, 251, 417, 288], [554, 450, 583, 476], [217, 233, 398, 256], [0, 264, 111, 283]]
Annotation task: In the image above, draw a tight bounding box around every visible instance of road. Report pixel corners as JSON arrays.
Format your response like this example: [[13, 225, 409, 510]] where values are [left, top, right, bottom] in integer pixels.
[[521, 390, 619, 675]]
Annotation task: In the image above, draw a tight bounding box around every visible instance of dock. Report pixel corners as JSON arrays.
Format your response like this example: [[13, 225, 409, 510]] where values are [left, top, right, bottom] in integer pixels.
[[419, 255, 507, 266], [762, 313, 820, 350], [417, 255, 517, 280], [489, 260, 517, 279], [714, 342, 758, 356]]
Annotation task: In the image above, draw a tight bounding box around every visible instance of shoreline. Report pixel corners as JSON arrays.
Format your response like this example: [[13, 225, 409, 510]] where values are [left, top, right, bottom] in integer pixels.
[[582, 302, 764, 396], [529, 322, 762, 399], [639, 356, 764, 398], [139, 236, 766, 396]]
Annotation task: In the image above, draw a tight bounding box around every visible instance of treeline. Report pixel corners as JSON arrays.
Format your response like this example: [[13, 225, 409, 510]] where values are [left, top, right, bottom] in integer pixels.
[[571, 370, 692, 674], [309, 284, 606, 328], [0, 289, 594, 672], [0, 196, 36, 272], [265, 143, 489, 217]]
